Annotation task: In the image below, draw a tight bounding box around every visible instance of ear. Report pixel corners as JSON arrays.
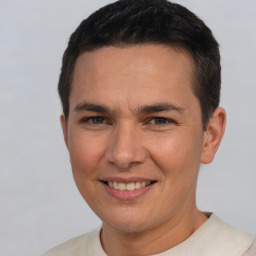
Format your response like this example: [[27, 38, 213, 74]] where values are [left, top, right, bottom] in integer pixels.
[[60, 114, 69, 150], [200, 107, 226, 164]]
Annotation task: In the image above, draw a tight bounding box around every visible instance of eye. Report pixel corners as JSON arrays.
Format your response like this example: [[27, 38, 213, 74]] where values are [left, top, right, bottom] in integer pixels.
[[79, 116, 107, 125], [88, 116, 105, 124], [148, 117, 174, 126]]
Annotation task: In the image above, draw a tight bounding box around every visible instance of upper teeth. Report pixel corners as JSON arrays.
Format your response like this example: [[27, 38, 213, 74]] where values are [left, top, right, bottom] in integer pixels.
[[107, 181, 151, 191]]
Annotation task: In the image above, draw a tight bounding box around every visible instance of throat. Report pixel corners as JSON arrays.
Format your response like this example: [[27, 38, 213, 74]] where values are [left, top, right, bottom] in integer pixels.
[[100, 210, 208, 256]]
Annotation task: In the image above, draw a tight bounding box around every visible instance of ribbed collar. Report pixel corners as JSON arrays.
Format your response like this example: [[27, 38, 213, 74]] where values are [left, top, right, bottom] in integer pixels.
[[89, 213, 254, 256]]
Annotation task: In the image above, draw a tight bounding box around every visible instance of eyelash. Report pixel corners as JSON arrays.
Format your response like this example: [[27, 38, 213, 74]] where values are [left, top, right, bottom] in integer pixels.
[[80, 116, 107, 125], [79, 116, 175, 127], [147, 117, 175, 127]]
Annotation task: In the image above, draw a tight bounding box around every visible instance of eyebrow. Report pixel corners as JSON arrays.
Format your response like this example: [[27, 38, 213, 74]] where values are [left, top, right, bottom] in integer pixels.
[[74, 102, 110, 113], [136, 103, 184, 115], [74, 102, 184, 115]]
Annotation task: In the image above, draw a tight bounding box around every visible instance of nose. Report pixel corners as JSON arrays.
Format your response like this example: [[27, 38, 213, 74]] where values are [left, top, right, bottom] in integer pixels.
[[105, 123, 147, 169]]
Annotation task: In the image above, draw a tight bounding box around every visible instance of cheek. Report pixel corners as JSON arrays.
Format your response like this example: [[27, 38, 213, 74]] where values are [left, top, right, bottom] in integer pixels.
[[147, 131, 203, 177], [67, 134, 105, 206], [68, 132, 106, 178], [148, 133, 203, 210]]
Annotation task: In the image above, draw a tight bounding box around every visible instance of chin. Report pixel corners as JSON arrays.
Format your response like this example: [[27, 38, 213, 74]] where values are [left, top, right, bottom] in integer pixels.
[[106, 220, 153, 234], [100, 209, 159, 234]]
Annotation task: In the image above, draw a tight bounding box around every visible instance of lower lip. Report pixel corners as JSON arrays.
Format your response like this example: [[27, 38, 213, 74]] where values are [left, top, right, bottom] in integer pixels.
[[102, 182, 155, 200]]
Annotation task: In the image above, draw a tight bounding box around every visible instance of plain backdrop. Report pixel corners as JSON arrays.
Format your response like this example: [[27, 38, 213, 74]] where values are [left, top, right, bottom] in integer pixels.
[[0, 1, 255, 255]]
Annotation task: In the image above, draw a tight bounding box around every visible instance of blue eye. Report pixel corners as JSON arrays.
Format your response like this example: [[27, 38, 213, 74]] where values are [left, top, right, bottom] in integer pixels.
[[149, 117, 171, 125], [89, 117, 105, 124], [78, 116, 111, 130], [152, 117, 168, 125], [80, 116, 106, 125]]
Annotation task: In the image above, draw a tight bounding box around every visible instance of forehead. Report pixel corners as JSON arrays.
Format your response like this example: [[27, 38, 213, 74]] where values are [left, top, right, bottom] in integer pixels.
[[70, 44, 197, 111], [74, 44, 194, 80]]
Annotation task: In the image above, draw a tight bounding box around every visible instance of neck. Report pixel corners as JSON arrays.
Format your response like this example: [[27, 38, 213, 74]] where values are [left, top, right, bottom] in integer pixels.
[[100, 207, 208, 256]]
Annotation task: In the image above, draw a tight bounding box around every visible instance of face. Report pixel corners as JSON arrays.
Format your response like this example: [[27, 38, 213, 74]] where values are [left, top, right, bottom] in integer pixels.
[[62, 44, 213, 233]]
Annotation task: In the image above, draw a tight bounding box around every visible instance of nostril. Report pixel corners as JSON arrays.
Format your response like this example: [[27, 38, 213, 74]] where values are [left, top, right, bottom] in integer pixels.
[[104, 128, 148, 168]]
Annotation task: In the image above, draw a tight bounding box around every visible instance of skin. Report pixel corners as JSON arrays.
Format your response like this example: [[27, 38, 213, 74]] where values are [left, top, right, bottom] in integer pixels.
[[61, 44, 226, 256]]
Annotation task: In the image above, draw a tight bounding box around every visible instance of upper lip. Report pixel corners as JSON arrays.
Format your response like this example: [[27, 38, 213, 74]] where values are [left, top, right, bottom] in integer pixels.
[[99, 177, 156, 183]]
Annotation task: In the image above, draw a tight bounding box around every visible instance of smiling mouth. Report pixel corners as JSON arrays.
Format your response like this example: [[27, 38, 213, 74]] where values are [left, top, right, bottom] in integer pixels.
[[101, 181, 156, 191]]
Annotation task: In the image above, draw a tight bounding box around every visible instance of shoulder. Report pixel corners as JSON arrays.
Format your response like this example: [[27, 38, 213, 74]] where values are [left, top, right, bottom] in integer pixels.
[[42, 227, 105, 256], [156, 213, 255, 256], [194, 213, 255, 256], [42, 233, 90, 256], [243, 239, 256, 256], [208, 214, 254, 245]]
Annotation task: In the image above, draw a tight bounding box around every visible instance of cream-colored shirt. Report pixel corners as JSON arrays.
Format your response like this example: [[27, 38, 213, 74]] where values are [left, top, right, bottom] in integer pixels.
[[43, 214, 255, 256]]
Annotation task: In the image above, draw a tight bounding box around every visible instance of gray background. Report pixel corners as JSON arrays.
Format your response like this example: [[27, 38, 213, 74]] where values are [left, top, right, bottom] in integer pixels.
[[0, 0, 255, 255]]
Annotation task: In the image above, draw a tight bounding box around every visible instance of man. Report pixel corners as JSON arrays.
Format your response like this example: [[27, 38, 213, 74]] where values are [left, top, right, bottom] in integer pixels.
[[43, 0, 255, 255]]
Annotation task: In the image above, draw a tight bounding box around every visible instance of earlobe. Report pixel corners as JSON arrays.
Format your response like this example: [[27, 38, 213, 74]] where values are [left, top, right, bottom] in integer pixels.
[[60, 114, 69, 150], [201, 107, 226, 164]]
